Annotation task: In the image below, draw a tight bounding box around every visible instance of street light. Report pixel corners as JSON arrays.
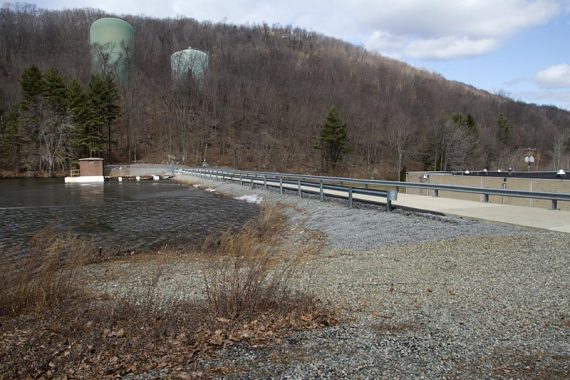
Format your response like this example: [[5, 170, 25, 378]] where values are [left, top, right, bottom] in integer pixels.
[[524, 147, 536, 171]]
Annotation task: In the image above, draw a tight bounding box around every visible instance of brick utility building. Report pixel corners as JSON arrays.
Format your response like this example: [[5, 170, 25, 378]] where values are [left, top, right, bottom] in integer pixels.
[[65, 158, 105, 183], [79, 158, 104, 176]]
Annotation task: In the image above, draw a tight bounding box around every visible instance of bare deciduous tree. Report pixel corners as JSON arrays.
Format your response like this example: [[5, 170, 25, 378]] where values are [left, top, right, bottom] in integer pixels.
[[1, 5, 570, 176]]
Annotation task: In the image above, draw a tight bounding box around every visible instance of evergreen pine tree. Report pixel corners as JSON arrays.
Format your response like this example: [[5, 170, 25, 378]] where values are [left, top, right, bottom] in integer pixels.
[[66, 79, 89, 158], [86, 74, 120, 159], [315, 106, 349, 170], [497, 113, 513, 145], [42, 68, 67, 113], [19, 65, 43, 110], [0, 105, 23, 170], [451, 112, 478, 139], [464, 113, 478, 139], [85, 75, 107, 157], [18, 65, 44, 169]]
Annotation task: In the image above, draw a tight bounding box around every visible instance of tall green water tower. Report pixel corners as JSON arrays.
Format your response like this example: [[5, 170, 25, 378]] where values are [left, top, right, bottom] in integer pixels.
[[89, 18, 134, 85], [171, 47, 209, 83]]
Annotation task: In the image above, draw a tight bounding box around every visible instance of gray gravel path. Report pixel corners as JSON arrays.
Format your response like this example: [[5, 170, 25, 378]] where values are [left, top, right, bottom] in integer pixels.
[[102, 173, 569, 379], [174, 174, 531, 250]]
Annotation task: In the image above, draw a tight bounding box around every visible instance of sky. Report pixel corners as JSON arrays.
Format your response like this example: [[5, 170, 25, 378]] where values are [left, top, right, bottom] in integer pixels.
[[32, 0, 570, 110]]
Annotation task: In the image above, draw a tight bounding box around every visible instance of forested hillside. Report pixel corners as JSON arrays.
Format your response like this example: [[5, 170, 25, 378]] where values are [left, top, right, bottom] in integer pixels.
[[1, 4, 569, 178]]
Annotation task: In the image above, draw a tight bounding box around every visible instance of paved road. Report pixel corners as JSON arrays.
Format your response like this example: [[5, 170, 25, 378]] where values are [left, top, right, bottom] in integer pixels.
[[393, 193, 570, 233], [206, 173, 570, 233]]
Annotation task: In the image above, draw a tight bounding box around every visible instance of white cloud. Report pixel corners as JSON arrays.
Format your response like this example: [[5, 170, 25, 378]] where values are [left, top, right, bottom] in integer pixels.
[[364, 31, 407, 52], [37, 0, 564, 60], [360, 0, 561, 60], [365, 35, 500, 60], [407, 37, 499, 60], [535, 64, 570, 88], [355, 0, 559, 37]]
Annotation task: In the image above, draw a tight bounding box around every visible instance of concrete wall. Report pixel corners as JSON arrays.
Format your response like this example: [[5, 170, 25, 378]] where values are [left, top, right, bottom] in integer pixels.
[[406, 172, 570, 211], [105, 164, 186, 177]]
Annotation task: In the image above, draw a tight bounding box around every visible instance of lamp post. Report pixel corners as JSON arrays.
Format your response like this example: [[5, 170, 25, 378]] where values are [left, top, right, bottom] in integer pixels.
[[524, 147, 536, 171]]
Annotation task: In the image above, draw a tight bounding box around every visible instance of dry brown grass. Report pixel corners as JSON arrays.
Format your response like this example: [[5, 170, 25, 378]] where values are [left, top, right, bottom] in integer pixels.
[[203, 204, 323, 321], [0, 205, 335, 378], [0, 226, 95, 317]]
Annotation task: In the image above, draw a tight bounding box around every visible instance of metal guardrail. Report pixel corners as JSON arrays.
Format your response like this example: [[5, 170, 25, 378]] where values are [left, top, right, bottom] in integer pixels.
[[177, 168, 570, 210], [176, 168, 399, 210]]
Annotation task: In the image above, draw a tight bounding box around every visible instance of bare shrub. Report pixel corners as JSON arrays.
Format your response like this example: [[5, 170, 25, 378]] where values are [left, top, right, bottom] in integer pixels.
[[203, 204, 324, 321], [0, 206, 336, 378], [0, 226, 94, 316]]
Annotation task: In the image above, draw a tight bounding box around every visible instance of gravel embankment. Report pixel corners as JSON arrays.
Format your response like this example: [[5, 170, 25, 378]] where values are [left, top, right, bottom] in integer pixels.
[[97, 173, 569, 378], [175, 174, 533, 250]]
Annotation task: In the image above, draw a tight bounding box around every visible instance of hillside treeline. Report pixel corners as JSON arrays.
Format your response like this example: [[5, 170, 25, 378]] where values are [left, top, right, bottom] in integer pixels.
[[1, 3, 569, 178]]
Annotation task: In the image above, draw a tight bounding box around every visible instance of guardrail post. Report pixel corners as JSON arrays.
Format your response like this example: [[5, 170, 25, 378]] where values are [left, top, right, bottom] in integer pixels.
[[386, 190, 397, 212], [279, 178, 283, 194], [264, 175, 267, 190], [483, 194, 489, 203], [348, 187, 353, 208], [298, 180, 302, 198], [240, 174, 243, 186], [433, 189, 439, 197], [552, 199, 558, 210], [251, 174, 255, 189], [320, 180, 324, 201]]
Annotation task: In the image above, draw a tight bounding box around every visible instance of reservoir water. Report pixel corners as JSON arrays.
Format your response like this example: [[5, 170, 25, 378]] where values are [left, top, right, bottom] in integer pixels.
[[0, 179, 259, 261]]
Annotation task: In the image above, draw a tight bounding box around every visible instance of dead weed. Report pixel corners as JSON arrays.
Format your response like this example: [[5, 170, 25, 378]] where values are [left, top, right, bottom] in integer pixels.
[[0, 205, 336, 379]]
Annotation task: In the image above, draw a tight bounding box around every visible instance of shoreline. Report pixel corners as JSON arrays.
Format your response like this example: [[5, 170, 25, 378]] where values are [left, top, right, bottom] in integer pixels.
[[2, 172, 568, 378], [168, 172, 570, 378], [0, 171, 67, 179]]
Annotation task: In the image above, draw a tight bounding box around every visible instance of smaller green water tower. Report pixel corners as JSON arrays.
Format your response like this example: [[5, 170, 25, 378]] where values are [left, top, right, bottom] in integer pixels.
[[171, 47, 209, 82]]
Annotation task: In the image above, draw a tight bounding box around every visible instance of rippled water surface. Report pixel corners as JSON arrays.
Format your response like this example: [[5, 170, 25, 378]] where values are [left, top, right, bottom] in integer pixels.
[[0, 179, 259, 259]]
